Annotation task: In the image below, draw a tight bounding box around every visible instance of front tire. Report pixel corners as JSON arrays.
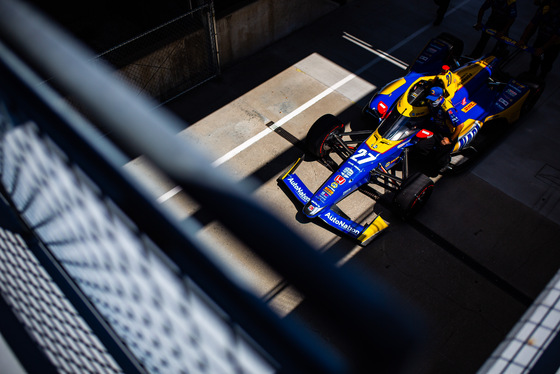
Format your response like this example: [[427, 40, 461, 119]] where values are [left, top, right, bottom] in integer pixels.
[[305, 114, 344, 158], [393, 174, 434, 219], [521, 83, 544, 116]]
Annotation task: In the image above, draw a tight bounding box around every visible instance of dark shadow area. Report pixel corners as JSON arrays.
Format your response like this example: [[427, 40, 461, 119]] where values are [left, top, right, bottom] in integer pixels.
[[182, 134, 306, 227], [25, 0, 256, 53], [26, 0, 197, 53]]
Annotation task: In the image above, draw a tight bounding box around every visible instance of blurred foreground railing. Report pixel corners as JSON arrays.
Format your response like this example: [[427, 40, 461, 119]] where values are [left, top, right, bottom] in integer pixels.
[[0, 1, 423, 373]]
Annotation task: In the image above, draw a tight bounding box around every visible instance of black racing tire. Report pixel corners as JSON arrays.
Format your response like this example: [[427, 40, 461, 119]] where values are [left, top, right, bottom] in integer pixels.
[[393, 173, 434, 219], [520, 80, 545, 116], [305, 114, 344, 159]]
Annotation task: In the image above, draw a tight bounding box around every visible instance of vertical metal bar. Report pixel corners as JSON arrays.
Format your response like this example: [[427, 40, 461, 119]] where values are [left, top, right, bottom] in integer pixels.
[[206, 0, 221, 77], [403, 148, 409, 181]]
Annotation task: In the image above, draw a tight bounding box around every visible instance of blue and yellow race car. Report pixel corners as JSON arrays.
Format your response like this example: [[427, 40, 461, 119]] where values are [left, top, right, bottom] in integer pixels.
[[279, 32, 542, 245]]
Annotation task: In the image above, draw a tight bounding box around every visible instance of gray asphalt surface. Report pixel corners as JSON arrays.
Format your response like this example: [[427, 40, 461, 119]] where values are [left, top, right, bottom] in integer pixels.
[[125, 0, 560, 372]]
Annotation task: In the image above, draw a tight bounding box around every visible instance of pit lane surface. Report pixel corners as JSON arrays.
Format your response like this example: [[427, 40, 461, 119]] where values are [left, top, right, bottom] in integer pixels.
[[124, 1, 560, 372]]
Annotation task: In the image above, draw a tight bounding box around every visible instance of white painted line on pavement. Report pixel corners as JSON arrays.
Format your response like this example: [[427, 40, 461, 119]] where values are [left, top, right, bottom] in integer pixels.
[[157, 185, 183, 203], [211, 73, 356, 168], [342, 32, 409, 70]]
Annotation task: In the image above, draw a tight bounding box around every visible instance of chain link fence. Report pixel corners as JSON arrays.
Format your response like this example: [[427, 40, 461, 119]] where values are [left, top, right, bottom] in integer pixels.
[[98, 1, 220, 103]]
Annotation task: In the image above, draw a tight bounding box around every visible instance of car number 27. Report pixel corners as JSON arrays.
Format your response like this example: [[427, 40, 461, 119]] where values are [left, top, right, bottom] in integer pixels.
[[350, 148, 376, 164]]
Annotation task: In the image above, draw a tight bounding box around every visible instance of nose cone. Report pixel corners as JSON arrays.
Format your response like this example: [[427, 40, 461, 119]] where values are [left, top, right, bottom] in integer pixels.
[[303, 201, 323, 217]]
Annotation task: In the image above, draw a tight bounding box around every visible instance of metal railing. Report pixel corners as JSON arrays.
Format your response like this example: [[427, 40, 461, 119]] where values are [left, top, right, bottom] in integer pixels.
[[0, 0, 423, 373]]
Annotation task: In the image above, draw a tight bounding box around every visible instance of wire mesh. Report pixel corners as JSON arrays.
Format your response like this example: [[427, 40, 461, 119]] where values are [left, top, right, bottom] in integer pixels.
[[97, 1, 219, 103], [0, 121, 274, 374], [0, 225, 124, 374]]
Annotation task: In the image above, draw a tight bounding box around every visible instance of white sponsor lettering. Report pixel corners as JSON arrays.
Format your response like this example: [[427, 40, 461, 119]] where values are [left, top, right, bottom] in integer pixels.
[[342, 167, 354, 178], [287, 176, 310, 203], [325, 212, 361, 235]]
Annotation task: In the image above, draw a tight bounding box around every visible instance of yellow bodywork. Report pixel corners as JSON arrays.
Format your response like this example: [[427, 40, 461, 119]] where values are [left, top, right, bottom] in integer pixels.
[[358, 215, 390, 245], [394, 56, 497, 119], [452, 119, 483, 152], [483, 90, 530, 124], [380, 78, 407, 96], [366, 130, 403, 152]]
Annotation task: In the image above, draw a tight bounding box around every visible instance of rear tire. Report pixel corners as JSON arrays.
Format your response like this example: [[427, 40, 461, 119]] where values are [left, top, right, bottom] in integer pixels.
[[520, 81, 544, 116], [393, 174, 434, 219], [305, 114, 344, 158]]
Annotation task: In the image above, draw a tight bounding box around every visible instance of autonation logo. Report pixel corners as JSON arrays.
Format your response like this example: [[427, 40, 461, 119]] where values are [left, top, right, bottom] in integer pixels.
[[324, 212, 361, 235], [287, 176, 310, 203]]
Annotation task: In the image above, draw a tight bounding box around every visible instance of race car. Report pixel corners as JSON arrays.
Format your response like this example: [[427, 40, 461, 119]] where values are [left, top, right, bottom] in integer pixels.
[[279, 32, 542, 245]]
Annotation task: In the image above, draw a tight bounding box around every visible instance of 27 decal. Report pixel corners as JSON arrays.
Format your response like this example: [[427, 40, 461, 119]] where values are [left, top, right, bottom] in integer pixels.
[[350, 148, 377, 164]]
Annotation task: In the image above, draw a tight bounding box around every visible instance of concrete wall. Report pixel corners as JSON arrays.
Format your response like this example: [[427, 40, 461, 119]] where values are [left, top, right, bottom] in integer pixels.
[[216, 0, 339, 67], [118, 29, 213, 100], [114, 0, 340, 100]]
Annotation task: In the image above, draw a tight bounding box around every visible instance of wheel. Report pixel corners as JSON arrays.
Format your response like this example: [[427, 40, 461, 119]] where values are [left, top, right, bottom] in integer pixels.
[[305, 114, 344, 158], [520, 81, 545, 116], [393, 174, 434, 219]]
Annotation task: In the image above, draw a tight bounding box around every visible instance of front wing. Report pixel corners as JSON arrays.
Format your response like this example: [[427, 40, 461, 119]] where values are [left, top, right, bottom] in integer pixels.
[[280, 158, 389, 246]]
